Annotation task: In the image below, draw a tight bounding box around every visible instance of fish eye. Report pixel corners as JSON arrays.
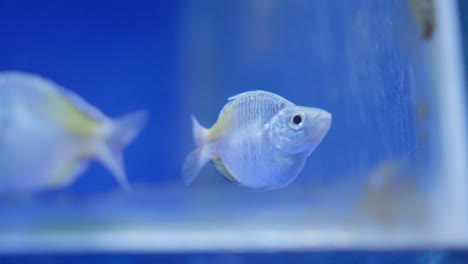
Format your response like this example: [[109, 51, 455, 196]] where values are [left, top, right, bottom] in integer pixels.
[[293, 114, 302, 125], [289, 112, 305, 129]]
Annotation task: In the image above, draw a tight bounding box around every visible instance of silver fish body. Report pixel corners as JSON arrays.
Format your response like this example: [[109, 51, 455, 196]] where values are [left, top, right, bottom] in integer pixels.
[[183, 90, 332, 190], [0, 71, 147, 193]]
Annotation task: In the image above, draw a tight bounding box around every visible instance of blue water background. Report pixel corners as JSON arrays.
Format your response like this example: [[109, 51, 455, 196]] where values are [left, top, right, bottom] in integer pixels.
[[0, 0, 425, 193]]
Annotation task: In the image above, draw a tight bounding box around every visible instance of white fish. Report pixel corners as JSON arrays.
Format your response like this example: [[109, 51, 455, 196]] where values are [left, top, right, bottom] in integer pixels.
[[0, 71, 147, 193], [183, 90, 332, 190]]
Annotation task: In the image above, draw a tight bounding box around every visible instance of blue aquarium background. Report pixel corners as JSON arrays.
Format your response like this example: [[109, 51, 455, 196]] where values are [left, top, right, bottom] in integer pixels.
[[0, 0, 467, 263], [0, 0, 424, 192]]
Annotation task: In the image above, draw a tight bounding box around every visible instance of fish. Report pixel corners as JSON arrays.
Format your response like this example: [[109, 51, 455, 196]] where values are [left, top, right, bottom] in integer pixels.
[[0, 71, 148, 193], [182, 90, 332, 190]]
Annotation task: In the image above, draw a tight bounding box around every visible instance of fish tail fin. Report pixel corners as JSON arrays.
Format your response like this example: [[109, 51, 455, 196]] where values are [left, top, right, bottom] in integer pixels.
[[97, 110, 148, 190], [191, 115, 208, 147], [182, 116, 210, 185]]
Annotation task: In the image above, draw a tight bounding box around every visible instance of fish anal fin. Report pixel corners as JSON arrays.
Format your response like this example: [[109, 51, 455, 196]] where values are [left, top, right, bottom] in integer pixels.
[[211, 157, 239, 184], [46, 159, 88, 188]]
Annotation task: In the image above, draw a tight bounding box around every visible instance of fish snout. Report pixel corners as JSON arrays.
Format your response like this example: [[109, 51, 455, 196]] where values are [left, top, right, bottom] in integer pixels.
[[309, 108, 331, 129], [305, 108, 332, 139], [317, 110, 332, 130]]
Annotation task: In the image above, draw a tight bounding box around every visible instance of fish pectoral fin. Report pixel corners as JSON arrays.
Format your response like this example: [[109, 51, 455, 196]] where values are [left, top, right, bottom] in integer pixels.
[[46, 159, 88, 188], [211, 157, 239, 184]]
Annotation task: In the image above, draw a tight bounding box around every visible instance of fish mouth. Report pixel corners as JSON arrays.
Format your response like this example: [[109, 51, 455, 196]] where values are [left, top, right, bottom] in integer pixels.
[[307, 110, 332, 143], [318, 111, 332, 131], [313, 110, 332, 133]]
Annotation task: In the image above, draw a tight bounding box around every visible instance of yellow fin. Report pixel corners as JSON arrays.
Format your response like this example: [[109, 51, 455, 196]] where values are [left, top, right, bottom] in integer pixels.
[[208, 109, 231, 141], [211, 157, 239, 183], [46, 91, 102, 136], [46, 159, 87, 188]]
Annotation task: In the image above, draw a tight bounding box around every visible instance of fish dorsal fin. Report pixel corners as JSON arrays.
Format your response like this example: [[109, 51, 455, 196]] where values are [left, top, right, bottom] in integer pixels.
[[46, 88, 106, 136], [218, 90, 294, 118], [0, 72, 105, 134], [226, 90, 261, 101], [211, 157, 239, 183], [56, 88, 108, 122], [218, 91, 259, 118]]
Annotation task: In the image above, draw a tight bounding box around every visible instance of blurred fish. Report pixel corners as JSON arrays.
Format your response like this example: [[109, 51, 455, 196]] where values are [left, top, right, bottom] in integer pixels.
[[0, 71, 147, 193], [409, 0, 435, 40], [183, 90, 331, 190]]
